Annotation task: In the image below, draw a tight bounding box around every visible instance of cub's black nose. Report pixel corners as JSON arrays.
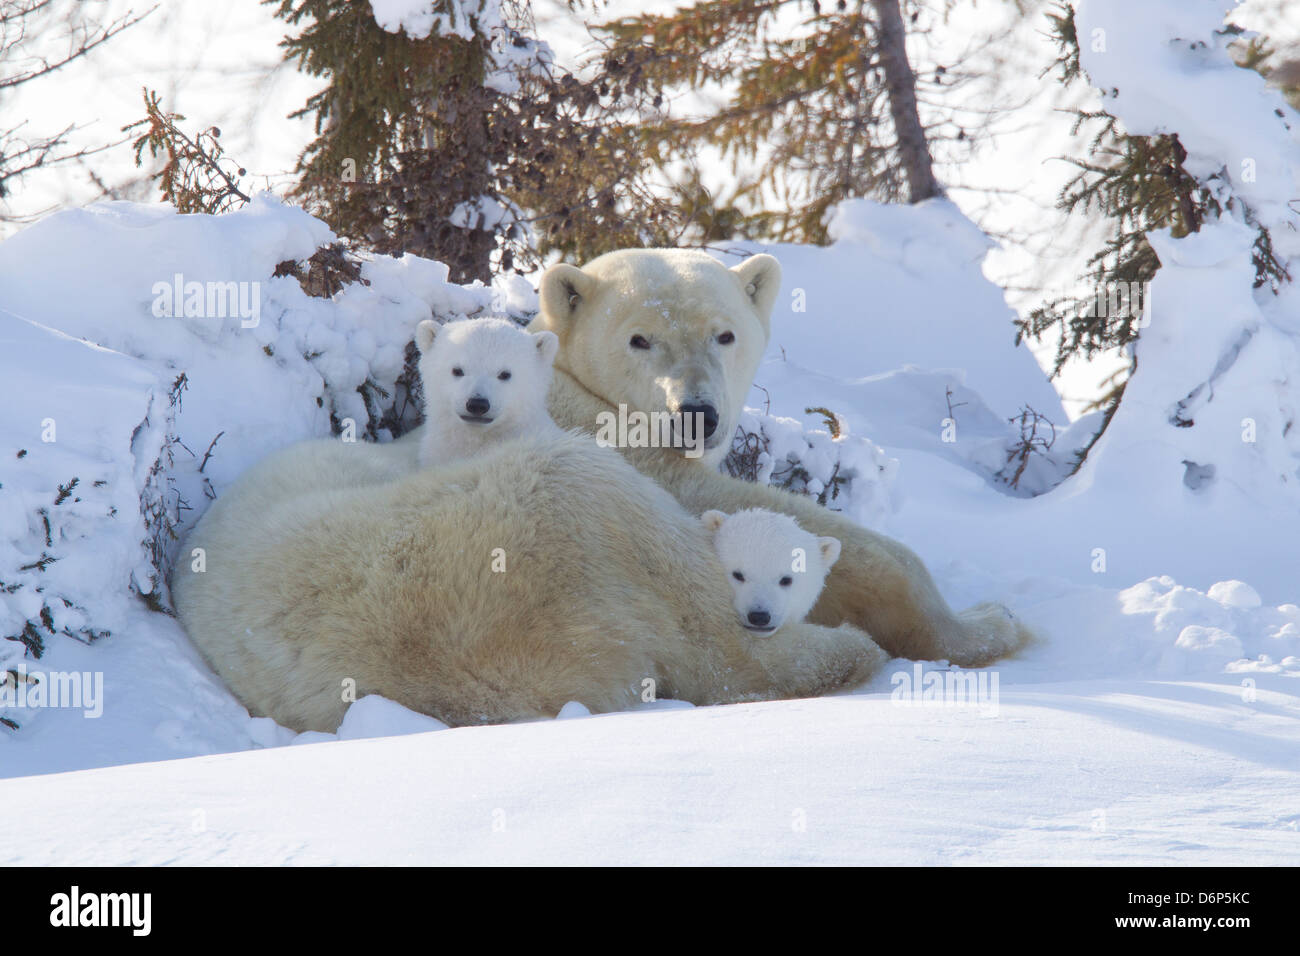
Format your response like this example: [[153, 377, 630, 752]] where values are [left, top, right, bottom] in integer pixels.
[[465, 396, 491, 416], [680, 403, 719, 438], [747, 610, 771, 628]]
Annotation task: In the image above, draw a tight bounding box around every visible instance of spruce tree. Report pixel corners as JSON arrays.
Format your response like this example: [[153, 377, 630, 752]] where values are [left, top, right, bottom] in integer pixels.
[[268, 0, 681, 280], [593, 0, 945, 244], [1020, 2, 1291, 464]]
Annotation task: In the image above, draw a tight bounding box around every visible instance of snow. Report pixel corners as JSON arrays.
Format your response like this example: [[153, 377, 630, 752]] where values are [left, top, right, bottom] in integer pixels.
[[1, 0, 1298, 866], [1077, 0, 1300, 243], [369, 0, 450, 40], [1, 184, 1294, 862], [0, 194, 502, 747], [368, 0, 552, 95], [753, 198, 1066, 426], [3, 686, 1297, 865]]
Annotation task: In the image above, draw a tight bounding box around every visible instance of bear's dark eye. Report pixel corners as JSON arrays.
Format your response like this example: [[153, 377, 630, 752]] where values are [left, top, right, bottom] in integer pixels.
[[779, 576, 793, 587], [498, 370, 511, 381], [630, 334, 651, 350], [732, 571, 745, 582], [451, 367, 464, 377], [717, 331, 735, 345]]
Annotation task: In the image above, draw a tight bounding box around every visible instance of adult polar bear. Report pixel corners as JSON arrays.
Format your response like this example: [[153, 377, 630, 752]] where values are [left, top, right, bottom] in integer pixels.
[[529, 249, 1029, 665]]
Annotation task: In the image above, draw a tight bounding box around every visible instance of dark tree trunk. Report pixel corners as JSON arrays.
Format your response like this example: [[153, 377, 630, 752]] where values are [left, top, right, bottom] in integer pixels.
[[871, 0, 942, 203]]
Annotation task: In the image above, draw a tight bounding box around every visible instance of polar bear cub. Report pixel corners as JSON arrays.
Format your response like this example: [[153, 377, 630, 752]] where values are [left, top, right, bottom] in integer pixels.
[[701, 508, 842, 635], [415, 317, 561, 467]]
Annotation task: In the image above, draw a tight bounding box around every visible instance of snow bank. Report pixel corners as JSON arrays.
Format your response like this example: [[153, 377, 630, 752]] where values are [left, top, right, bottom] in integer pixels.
[[0, 312, 171, 724], [1013, 0, 1300, 598], [749, 198, 1066, 424], [0, 195, 494, 737], [723, 198, 1083, 499], [6, 683, 1297, 865]]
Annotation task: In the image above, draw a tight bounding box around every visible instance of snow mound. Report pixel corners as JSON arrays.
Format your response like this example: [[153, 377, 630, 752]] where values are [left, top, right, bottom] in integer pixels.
[[727, 198, 1065, 427], [0, 195, 497, 738], [1008, 0, 1300, 600], [336, 695, 451, 740], [0, 313, 173, 728], [1120, 576, 1300, 677]]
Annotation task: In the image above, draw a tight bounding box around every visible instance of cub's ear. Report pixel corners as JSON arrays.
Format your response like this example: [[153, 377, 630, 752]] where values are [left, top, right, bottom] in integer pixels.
[[533, 329, 559, 366], [817, 535, 842, 569], [415, 319, 439, 354], [536, 263, 600, 339], [700, 510, 728, 534], [730, 253, 781, 330]]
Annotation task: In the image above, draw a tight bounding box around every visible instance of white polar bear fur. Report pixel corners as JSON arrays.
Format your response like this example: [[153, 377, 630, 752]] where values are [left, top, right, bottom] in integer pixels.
[[414, 317, 562, 468], [702, 508, 841, 635], [528, 248, 1034, 666], [224, 319, 561, 513], [173, 247, 1029, 733], [212, 431, 421, 519], [173, 432, 889, 732]]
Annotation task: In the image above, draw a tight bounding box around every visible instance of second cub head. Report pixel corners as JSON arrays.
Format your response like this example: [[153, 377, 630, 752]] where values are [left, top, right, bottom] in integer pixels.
[[701, 508, 841, 636], [416, 318, 559, 431]]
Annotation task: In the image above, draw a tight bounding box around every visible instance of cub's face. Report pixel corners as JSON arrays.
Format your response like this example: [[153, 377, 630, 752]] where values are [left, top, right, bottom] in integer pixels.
[[701, 509, 841, 635], [416, 318, 559, 432], [533, 250, 780, 464]]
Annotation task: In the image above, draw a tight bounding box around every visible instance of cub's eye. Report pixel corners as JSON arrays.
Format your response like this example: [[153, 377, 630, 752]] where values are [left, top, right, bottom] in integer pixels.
[[779, 576, 793, 587], [732, 571, 745, 582], [717, 331, 735, 345], [629, 334, 651, 350], [451, 367, 464, 377], [498, 371, 511, 381]]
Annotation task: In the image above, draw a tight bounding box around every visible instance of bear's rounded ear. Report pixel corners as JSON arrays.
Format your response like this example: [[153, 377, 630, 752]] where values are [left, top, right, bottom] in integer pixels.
[[700, 510, 728, 534], [730, 253, 781, 330], [537, 263, 599, 338], [533, 329, 559, 366], [415, 319, 439, 354], [817, 535, 842, 569]]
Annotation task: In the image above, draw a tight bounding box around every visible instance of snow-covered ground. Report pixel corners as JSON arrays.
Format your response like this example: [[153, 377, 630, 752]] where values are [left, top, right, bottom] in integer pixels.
[[1, 0, 1297, 865], [2, 189, 1295, 864], [5, 683, 1298, 866]]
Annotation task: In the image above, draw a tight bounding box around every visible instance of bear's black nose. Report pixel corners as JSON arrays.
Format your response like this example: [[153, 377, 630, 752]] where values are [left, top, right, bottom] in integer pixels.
[[465, 396, 491, 416], [681, 402, 719, 438], [747, 610, 771, 627]]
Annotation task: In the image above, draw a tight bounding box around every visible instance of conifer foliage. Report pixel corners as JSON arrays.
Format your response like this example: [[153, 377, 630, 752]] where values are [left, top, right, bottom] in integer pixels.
[[268, 0, 681, 281], [1019, 3, 1291, 410], [124, 89, 251, 215], [593, 0, 944, 244]]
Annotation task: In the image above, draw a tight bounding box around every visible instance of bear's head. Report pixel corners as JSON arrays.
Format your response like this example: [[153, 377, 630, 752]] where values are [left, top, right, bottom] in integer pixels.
[[701, 508, 841, 636], [416, 317, 559, 433], [533, 249, 780, 465]]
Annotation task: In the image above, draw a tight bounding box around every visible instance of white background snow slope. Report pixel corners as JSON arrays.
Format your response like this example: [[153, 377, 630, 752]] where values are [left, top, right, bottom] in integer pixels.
[[0, 0, 1297, 866]]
